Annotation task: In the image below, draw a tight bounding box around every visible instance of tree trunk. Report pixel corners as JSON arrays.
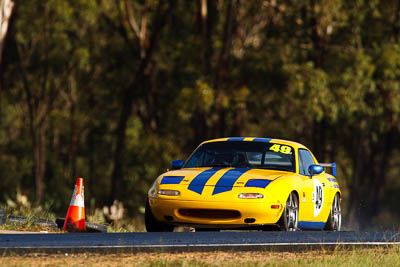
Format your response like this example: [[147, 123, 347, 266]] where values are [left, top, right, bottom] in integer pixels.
[[392, 0, 400, 39], [34, 124, 46, 204], [0, 0, 14, 65], [212, 0, 237, 137], [345, 120, 368, 230], [109, 0, 175, 203], [16, 33, 53, 205], [201, 0, 215, 75], [0, 0, 15, 90]]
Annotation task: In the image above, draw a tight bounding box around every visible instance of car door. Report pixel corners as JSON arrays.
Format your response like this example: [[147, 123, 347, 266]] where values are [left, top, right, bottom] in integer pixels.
[[297, 149, 329, 228]]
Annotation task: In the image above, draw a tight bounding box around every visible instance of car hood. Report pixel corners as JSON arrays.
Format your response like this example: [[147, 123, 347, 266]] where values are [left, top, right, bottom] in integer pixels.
[[159, 167, 285, 187]]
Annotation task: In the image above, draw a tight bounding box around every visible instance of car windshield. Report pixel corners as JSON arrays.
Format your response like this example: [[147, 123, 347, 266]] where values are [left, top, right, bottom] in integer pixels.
[[184, 141, 295, 172]]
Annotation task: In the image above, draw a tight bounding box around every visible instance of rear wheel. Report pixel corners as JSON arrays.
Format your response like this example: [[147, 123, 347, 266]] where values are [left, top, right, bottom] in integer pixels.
[[278, 192, 299, 231], [325, 193, 341, 231], [145, 198, 174, 232]]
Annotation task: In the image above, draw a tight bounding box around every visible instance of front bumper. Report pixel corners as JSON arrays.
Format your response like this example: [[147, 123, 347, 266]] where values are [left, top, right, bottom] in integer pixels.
[[149, 197, 283, 226]]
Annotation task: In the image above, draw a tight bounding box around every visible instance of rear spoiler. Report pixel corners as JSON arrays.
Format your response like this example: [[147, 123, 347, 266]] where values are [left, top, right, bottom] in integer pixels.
[[319, 163, 336, 177]]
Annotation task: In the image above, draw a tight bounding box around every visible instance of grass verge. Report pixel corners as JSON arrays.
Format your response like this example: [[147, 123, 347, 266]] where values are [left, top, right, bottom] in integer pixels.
[[0, 224, 61, 233], [0, 247, 399, 266]]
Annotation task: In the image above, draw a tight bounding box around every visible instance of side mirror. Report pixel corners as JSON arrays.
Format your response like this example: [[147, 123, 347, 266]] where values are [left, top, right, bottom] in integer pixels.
[[171, 160, 184, 170], [308, 164, 324, 177]]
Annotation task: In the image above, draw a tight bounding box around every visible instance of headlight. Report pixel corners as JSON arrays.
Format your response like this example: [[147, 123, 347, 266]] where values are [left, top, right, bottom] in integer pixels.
[[238, 193, 264, 199], [158, 190, 180, 196], [148, 176, 162, 197], [149, 188, 157, 197]]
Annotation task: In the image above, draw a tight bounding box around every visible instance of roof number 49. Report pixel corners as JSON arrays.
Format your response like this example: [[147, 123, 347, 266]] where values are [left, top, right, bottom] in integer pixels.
[[269, 144, 292, 154]]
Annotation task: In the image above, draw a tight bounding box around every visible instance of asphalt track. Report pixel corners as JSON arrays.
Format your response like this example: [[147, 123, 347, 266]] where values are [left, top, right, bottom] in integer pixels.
[[0, 231, 399, 254]]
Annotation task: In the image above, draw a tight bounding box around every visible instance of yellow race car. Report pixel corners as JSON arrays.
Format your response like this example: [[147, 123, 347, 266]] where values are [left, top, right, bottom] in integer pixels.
[[145, 137, 341, 231]]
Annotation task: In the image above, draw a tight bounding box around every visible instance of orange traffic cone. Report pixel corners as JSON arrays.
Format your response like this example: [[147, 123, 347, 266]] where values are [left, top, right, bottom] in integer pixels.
[[63, 178, 86, 232]]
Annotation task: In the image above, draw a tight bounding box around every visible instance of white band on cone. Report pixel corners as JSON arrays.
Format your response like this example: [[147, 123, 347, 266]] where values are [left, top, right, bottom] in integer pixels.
[[69, 185, 85, 207]]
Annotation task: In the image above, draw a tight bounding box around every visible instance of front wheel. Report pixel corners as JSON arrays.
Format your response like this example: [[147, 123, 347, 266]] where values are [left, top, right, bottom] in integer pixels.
[[325, 193, 341, 231], [145, 198, 174, 232], [278, 192, 299, 231]]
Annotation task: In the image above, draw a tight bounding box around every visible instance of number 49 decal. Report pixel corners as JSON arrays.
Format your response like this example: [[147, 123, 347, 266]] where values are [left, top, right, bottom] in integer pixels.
[[269, 144, 292, 154]]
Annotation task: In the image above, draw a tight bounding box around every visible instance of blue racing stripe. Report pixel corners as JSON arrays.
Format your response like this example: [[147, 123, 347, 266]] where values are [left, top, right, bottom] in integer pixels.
[[160, 176, 184, 185], [298, 221, 326, 230], [245, 179, 272, 188], [212, 168, 250, 195], [188, 168, 221, 195], [228, 137, 245, 141], [327, 178, 337, 183], [253, 138, 271, 143]]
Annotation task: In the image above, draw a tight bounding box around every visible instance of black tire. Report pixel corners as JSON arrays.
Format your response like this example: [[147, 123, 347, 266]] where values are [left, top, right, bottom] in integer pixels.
[[145, 198, 174, 232], [278, 192, 299, 231], [85, 222, 108, 233], [5, 215, 27, 226], [55, 218, 108, 232], [0, 209, 6, 225], [325, 193, 341, 231], [7, 215, 58, 229], [34, 219, 58, 229]]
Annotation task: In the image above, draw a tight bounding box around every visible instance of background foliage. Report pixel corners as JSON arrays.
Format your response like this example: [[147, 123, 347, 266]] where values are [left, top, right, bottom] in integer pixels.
[[1, 0, 400, 229]]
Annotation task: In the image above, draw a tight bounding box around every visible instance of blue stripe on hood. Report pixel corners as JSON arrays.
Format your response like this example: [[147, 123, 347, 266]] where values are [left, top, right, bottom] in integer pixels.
[[245, 179, 272, 188], [160, 176, 184, 185], [212, 168, 250, 195], [188, 168, 221, 195]]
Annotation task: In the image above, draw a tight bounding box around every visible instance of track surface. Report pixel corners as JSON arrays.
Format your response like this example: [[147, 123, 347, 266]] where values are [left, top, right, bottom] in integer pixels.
[[0, 231, 399, 254]]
